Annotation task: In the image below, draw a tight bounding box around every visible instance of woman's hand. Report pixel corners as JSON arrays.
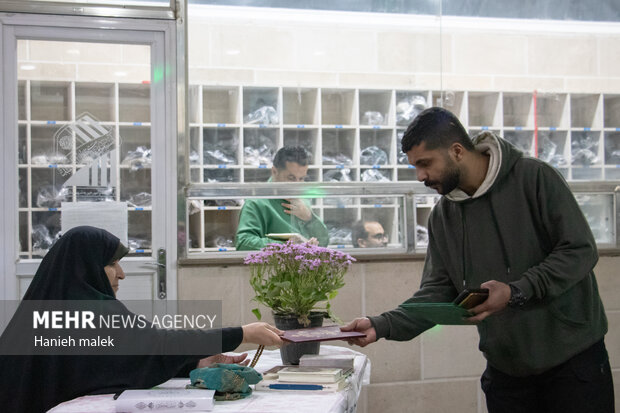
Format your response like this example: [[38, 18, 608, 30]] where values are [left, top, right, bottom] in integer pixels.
[[241, 322, 284, 347], [196, 353, 249, 368]]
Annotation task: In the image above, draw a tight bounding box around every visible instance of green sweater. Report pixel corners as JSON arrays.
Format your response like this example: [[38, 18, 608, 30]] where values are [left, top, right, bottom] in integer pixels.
[[369, 133, 608, 377], [235, 198, 330, 251]]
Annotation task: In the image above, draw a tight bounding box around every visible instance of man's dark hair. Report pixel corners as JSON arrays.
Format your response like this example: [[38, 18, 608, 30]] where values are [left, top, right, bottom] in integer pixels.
[[351, 219, 370, 248], [401, 107, 474, 153], [273, 146, 309, 169]]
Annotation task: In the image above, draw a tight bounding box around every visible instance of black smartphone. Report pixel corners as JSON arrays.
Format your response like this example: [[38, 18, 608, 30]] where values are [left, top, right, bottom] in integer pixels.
[[453, 288, 489, 309]]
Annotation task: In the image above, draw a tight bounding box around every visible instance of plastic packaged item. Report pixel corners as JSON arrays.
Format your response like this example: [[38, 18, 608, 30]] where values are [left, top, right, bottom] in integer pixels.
[[204, 149, 236, 165], [244, 144, 274, 166], [189, 150, 200, 165], [322, 153, 353, 166], [32, 224, 60, 252], [127, 192, 152, 207], [244, 106, 279, 125], [538, 134, 567, 167], [323, 169, 351, 182], [75, 186, 115, 202], [397, 132, 409, 165], [122, 146, 151, 170], [359, 146, 388, 165], [361, 169, 390, 182], [362, 111, 384, 126], [396, 95, 427, 126], [211, 236, 234, 248], [327, 226, 352, 245], [571, 135, 599, 166], [31, 153, 68, 165], [128, 238, 151, 251], [36, 185, 70, 208], [416, 225, 429, 245], [205, 199, 240, 207], [204, 169, 236, 183]]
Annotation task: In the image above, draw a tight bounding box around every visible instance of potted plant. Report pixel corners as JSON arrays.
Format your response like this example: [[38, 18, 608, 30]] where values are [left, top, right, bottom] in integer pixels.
[[245, 241, 355, 364]]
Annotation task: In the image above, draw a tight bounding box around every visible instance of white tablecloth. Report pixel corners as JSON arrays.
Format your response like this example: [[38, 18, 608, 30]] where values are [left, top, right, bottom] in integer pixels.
[[48, 345, 370, 413]]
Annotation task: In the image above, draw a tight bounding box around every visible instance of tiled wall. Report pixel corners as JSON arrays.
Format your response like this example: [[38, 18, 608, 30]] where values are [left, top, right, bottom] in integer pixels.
[[178, 256, 620, 413]]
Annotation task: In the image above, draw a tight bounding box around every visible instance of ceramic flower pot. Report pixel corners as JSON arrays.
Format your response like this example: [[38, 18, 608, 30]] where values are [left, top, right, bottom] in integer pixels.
[[273, 312, 325, 365]]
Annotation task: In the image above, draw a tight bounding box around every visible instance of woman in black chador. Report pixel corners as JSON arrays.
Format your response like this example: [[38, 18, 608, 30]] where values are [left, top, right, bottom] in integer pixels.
[[0, 226, 282, 412]]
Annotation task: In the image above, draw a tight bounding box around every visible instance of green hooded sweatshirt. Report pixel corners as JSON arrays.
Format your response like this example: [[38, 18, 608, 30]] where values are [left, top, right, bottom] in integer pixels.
[[235, 198, 329, 251], [369, 132, 608, 377]]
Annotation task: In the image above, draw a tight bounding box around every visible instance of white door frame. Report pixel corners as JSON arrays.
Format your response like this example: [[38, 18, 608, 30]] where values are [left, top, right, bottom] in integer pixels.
[[0, 12, 179, 301]]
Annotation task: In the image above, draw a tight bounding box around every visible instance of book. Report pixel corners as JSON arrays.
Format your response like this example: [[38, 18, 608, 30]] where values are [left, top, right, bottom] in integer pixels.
[[277, 366, 344, 383], [281, 325, 366, 343], [115, 389, 214, 412], [299, 354, 355, 370], [261, 365, 288, 380], [255, 377, 348, 392], [398, 302, 474, 325]]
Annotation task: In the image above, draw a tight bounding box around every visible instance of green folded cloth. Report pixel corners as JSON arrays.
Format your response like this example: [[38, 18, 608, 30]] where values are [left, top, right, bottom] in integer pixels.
[[189, 363, 263, 401]]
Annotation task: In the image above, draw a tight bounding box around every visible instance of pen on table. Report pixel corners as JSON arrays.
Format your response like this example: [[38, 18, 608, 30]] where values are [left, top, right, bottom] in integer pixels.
[[267, 383, 326, 390]]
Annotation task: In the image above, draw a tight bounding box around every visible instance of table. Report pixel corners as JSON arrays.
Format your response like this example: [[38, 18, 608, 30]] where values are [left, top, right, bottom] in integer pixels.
[[47, 345, 370, 413]]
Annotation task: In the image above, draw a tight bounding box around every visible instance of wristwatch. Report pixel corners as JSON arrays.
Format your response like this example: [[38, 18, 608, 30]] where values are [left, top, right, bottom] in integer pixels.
[[507, 284, 527, 308]]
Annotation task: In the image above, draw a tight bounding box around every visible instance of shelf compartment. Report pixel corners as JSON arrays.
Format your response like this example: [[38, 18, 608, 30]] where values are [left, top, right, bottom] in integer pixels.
[[119, 83, 150, 123], [603, 94, 620, 129], [128, 210, 152, 254], [242, 168, 271, 183], [283, 128, 319, 165], [359, 90, 392, 126], [432, 91, 465, 119], [536, 93, 569, 128], [283, 87, 318, 125], [396, 167, 418, 182], [204, 168, 240, 183], [31, 167, 71, 209], [395, 91, 428, 127], [243, 87, 279, 125], [322, 167, 355, 183], [537, 130, 569, 169], [31, 210, 61, 257], [504, 130, 535, 157], [75, 82, 115, 122], [202, 209, 240, 250], [189, 126, 201, 166], [467, 92, 501, 128], [571, 131, 602, 166], [360, 129, 393, 166], [120, 168, 151, 206], [120, 125, 150, 167], [19, 168, 28, 208], [18, 125, 27, 164], [503, 92, 533, 128], [322, 129, 356, 166], [321, 89, 356, 126], [204, 86, 240, 124], [243, 128, 276, 167], [204, 127, 239, 166], [570, 94, 602, 129], [30, 80, 71, 121], [604, 132, 620, 165]]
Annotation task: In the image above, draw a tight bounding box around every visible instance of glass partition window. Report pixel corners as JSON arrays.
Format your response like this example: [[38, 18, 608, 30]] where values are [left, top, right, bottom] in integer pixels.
[[17, 40, 152, 258], [186, 192, 408, 254]]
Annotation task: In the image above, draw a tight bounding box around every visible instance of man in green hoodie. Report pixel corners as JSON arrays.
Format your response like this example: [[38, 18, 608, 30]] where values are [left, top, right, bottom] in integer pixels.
[[342, 107, 613, 412], [235, 146, 329, 251]]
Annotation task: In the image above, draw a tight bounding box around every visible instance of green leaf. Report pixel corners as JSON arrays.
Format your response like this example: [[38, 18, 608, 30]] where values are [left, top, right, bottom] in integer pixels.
[[252, 308, 262, 320]]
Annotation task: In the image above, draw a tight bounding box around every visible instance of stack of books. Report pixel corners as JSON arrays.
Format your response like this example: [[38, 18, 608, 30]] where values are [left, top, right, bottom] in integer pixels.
[[256, 365, 352, 392], [115, 389, 215, 412]]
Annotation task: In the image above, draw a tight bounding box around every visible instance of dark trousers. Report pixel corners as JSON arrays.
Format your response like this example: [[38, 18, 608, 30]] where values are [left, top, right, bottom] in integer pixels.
[[481, 340, 615, 413]]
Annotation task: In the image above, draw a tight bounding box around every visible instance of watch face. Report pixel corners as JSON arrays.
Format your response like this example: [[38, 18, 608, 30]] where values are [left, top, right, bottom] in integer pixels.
[[508, 285, 526, 307]]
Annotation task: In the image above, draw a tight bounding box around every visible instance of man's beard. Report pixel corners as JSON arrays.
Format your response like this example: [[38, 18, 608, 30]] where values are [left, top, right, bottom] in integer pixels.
[[424, 160, 461, 195]]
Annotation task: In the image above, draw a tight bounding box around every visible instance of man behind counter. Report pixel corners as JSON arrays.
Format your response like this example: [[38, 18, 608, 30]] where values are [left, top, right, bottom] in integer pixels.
[[235, 146, 329, 251], [351, 219, 388, 248]]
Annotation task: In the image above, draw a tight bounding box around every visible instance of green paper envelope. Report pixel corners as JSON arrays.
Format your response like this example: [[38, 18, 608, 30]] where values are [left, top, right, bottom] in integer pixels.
[[399, 302, 474, 325]]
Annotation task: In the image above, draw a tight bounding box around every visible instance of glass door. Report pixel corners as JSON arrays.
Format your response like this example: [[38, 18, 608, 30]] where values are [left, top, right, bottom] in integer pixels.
[[1, 14, 178, 302]]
